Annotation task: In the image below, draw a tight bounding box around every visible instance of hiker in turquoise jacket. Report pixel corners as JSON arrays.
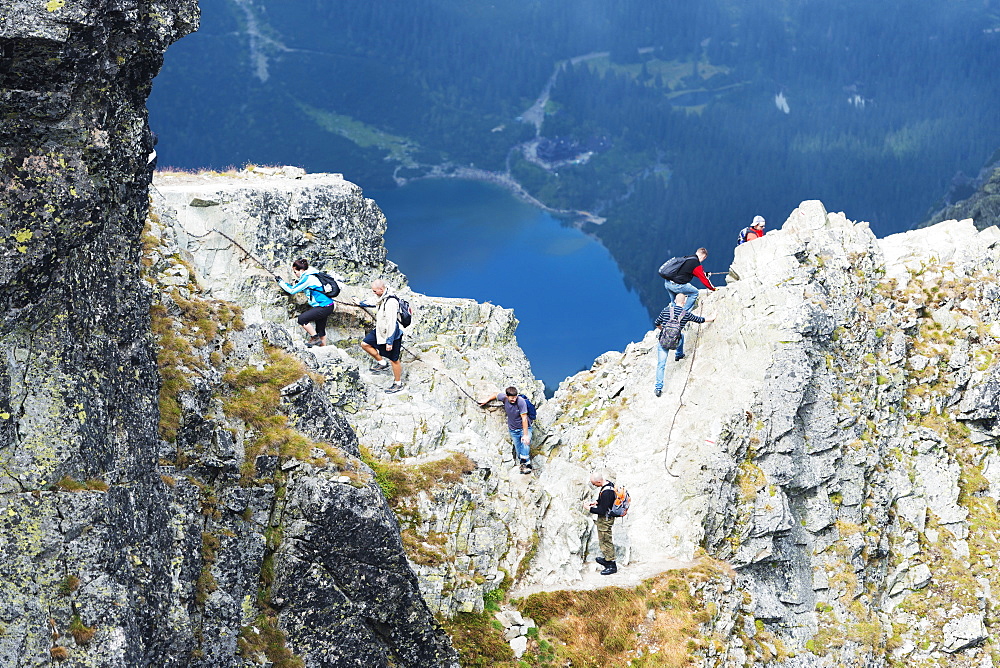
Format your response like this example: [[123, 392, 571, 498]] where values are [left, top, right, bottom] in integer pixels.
[[276, 258, 335, 347]]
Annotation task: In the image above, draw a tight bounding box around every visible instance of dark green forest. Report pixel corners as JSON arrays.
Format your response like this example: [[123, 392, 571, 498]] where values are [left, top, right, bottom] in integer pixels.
[[150, 0, 1000, 313]]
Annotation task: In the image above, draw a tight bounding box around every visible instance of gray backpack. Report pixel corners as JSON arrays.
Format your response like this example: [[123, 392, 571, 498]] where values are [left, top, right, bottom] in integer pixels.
[[658, 307, 684, 350]]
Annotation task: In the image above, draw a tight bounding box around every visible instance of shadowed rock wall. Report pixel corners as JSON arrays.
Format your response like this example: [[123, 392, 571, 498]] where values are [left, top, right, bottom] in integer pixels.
[[1, 4, 458, 666], [1, 1, 199, 664]]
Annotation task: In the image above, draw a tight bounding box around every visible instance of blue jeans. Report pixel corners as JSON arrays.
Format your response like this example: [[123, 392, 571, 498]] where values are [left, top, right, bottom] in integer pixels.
[[655, 334, 685, 391], [509, 427, 532, 463], [663, 280, 699, 312]]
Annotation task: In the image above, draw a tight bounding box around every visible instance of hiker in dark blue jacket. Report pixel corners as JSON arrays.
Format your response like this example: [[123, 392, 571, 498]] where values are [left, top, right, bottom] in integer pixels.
[[653, 294, 715, 396], [276, 258, 335, 347]]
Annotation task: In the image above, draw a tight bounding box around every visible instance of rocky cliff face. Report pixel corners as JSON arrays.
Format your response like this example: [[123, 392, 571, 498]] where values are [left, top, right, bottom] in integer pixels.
[[524, 202, 1000, 666], [1, 1, 199, 664], [151, 168, 546, 621], [7, 2, 1000, 666], [1, 4, 459, 666], [150, 171, 1000, 667]]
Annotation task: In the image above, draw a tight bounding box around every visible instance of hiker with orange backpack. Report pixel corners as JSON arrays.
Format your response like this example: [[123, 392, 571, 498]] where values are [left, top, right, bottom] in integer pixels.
[[584, 472, 629, 575]]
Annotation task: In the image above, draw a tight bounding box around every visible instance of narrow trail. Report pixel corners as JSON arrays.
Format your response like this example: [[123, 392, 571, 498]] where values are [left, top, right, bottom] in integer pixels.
[[514, 556, 699, 596]]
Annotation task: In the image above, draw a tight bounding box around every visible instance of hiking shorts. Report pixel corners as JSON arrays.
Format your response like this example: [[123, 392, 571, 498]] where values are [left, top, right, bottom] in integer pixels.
[[298, 304, 335, 336], [363, 329, 402, 362]]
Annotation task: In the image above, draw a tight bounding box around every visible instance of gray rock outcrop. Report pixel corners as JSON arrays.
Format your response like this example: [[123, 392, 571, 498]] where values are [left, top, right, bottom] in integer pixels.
[[151, 169, 546, 619], [2, 1, 199, 664], [1, 3, 459, 665], [522, 202, 1000, 666]]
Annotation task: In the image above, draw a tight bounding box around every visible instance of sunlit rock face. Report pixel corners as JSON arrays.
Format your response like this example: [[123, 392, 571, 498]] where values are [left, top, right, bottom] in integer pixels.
[[156, 167, 1000, 665], [527, 201, 1000, 665], [152, 169, 546, 621]]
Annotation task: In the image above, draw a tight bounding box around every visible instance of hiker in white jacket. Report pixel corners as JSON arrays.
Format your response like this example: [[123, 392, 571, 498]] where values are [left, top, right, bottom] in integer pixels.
[[359, 279, 404, 393]]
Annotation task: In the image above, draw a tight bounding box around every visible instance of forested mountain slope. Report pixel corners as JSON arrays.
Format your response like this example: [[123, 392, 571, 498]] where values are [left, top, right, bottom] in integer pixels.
[[149, 0, 1000, 312]]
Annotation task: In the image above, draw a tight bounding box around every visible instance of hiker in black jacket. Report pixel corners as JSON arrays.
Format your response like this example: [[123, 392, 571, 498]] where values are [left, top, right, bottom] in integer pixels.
[[584, 472, 619, 575], [662, 247, 716, 312]]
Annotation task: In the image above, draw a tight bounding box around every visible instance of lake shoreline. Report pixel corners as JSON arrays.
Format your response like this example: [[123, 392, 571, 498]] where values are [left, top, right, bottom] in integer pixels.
[[375, 179, 649, 390]]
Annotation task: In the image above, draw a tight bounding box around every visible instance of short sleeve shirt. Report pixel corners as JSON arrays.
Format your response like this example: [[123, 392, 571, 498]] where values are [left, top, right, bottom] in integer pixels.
[[497, 393, 529, 430]]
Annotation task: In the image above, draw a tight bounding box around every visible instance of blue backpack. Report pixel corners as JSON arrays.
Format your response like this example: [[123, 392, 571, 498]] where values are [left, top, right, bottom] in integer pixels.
[[520, 394, 537, 422]]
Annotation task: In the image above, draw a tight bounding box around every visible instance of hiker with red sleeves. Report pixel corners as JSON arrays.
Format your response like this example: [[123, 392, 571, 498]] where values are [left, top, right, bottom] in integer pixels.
[[660, 247, 716, 312]]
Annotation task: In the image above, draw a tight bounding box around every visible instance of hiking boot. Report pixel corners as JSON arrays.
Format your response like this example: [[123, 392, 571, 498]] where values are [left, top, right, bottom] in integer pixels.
[[369, 359, 390, 373], [305, 335, 323, 347], [384, 382, 404, 394], [600, 561, 618, 575], [654, 388, 662, 397], [596, 556, 610, 566], [674, 354, 685, 362]]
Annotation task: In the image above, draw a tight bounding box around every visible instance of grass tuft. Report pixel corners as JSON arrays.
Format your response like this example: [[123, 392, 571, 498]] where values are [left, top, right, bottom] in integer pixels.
[[68, 616, 95, 645], [237, 614, 305, 668]]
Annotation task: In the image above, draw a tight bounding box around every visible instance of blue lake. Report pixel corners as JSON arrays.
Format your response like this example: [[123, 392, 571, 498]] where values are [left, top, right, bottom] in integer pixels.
[[375, 179, 651, 391]]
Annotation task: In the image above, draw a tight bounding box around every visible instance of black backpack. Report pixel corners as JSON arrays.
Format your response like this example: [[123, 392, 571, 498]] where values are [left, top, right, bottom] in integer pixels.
[[657, 256, 686, 280], [396, 296, 413, 328], [312, 272, 341, 298], [658, 306, 684, 350], [736, 227, 750, 246]]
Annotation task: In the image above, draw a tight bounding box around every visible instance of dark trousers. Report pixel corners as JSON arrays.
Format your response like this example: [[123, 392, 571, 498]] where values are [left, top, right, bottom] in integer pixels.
[[298, 304, 335, 336]]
